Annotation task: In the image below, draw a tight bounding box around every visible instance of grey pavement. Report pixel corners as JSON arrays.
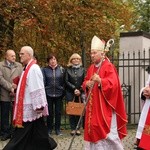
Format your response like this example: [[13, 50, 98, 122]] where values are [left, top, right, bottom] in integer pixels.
[[0, 127, 136, 150]]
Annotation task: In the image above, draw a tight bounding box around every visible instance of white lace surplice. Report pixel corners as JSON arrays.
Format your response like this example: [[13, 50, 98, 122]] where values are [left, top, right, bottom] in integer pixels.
[[13, 62, 48, 122]]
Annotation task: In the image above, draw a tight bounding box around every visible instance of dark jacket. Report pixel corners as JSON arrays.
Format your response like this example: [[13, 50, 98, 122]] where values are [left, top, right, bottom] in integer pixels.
[[42, 65, 65, 98], [65, 66, 85, 101]]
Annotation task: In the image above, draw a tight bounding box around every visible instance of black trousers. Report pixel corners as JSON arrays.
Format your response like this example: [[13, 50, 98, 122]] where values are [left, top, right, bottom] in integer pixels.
[[3, 117, 52, 150], [0, 101, 11, 136], [135, 139, 144, 150], [47, 96, 63, 132]]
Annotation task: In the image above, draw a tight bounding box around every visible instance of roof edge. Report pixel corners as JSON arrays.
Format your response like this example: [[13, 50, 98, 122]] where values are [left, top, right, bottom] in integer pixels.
[[120, 31, 150, 39]]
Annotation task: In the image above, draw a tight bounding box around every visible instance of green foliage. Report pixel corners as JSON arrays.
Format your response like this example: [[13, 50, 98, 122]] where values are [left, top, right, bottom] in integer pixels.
[[131, 0, 150, 32]]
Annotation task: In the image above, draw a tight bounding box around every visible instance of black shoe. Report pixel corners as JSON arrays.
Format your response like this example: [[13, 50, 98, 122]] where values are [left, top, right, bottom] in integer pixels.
[[0, 133, 4, 138], [1, 134, 11, 141], [55, 130, 62, 136], [48, 130, 52, 136], [76, 130, 81, 136], [70, 130, 75, 136]]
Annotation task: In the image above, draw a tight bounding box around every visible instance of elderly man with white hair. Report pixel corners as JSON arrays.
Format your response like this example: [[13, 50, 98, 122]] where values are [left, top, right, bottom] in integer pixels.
[[82, 36, 127, 150], [3, 46, 57, 150]]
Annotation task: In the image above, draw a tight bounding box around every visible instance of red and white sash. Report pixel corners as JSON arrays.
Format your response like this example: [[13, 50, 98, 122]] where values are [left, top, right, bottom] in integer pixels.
[[136, 99, 150, 149], [139, 107, 150, 149], [13, 60, 35, 127]]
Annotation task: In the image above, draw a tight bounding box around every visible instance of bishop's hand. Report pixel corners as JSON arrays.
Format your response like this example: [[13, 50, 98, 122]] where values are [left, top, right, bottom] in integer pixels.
[[91, 73, 101, 84]]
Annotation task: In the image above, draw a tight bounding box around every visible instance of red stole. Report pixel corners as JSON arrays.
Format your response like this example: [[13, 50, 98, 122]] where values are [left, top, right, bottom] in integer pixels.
[[139, 108, 150, 149], [13, 60, 35, 127]]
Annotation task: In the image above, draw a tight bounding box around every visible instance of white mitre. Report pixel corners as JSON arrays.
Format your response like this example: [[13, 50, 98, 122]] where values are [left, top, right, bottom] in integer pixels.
[[91, 35, 105, 51]]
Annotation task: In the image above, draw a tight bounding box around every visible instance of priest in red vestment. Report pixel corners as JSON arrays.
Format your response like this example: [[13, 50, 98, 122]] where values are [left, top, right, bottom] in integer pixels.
[[135, 76, 150, 150], [82, 36, 127, 150]]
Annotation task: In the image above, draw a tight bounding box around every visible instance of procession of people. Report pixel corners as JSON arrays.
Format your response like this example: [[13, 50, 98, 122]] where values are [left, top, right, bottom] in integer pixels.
[[0, 35, 148, 150]]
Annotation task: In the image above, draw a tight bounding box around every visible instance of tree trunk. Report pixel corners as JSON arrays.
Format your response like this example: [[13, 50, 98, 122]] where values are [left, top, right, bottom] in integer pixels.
[[6, 19, 14, 49], [0, 14, 6, 54]]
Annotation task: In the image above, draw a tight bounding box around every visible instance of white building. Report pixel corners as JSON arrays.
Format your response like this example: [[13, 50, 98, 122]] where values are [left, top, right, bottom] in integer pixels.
[[119, 31, 150, 124]]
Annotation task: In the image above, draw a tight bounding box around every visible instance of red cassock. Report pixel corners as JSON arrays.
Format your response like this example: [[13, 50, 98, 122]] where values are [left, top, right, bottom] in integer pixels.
[[139, 108, 150, 149], [82, 59, 127, 143]]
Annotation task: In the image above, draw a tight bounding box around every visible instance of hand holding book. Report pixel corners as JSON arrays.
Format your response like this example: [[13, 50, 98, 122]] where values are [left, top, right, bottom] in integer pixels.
[[10, 76, 20, 96]]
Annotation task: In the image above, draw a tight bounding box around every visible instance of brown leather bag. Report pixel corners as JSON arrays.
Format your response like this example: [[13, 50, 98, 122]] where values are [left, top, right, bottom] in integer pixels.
[[66, 97, 85, 116]]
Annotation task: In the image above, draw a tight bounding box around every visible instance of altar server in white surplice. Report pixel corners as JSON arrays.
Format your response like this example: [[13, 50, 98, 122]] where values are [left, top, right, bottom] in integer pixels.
[[3, 46, 56, 150], [135, 75, 150, 150]]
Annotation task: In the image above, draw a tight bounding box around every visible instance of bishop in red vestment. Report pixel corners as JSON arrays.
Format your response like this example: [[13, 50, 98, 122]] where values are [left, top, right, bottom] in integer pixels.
[[82, 36, 127, 150]]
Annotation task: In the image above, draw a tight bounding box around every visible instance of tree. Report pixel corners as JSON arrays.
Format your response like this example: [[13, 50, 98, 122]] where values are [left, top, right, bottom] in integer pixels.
[[0, 0, 136, 65], [131, 0, 150, 32]]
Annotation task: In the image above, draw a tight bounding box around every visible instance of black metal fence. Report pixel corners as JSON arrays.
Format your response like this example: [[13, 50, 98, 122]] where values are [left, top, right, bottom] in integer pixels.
[[110, 49, 150, 125], [61, 49, 150, 129]]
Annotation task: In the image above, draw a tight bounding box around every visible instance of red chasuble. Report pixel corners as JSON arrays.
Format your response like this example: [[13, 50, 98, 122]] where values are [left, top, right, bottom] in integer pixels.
[[82, 59, 127, 143], [139, 108, 150, 149]]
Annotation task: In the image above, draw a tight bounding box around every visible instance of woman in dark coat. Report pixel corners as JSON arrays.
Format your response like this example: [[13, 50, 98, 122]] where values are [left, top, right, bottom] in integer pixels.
[[42, 54, 65, 136], [65, 53, 85, 136]]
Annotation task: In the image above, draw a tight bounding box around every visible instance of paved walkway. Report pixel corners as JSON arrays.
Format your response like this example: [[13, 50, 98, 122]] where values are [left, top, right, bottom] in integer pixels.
[[0, 128, 136, 150]]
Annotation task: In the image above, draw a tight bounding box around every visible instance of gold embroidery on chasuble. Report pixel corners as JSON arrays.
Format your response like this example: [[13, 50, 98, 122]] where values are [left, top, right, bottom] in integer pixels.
[[88, 93, 93, 134], [143, 125, 150, 135]]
